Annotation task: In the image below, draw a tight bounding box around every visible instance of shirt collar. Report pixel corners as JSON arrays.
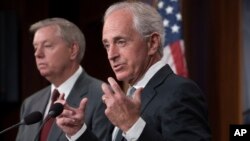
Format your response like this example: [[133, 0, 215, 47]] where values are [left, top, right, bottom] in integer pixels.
[[51, 66, 83, 99], [133, 60, 165, 89]]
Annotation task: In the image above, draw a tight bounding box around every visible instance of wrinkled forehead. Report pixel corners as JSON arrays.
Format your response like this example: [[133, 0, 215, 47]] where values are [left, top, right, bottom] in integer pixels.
[[34, 25, 61, 39], [103, 10, 136, 39]]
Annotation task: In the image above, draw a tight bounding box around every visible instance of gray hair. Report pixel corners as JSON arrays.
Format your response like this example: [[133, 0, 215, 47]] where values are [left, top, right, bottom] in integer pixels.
[[29, 17, 85, 63], [103, 1, 165, 56]]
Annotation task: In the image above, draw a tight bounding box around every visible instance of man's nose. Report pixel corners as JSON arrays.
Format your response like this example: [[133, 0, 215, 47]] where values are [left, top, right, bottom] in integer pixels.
[[108, 45, 119, 60], [34, 46, 44, 58]]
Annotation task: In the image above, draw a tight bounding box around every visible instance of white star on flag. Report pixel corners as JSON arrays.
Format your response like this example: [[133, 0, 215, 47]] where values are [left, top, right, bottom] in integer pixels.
[[165, 6, 173, 14], [157, 0, 188, 77], [176, 13, 182, 21], [171, 24, 180, 33], [163, 19, 170, 27]]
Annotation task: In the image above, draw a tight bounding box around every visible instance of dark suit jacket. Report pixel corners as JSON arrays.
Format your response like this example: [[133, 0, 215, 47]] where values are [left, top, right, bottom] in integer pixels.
[[78, 65, 211, 141], [15, 70, 110, 141]]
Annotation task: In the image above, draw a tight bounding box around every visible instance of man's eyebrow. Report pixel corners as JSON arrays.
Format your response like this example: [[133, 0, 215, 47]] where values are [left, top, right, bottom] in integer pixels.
[[102, 34, 128, 44], [113, 36, 127, 41], [102, 39, 107, 43], [103, 36, 124, 42]]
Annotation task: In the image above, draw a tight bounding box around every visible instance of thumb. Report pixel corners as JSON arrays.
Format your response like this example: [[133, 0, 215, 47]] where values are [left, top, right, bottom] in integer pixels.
[[78, 98, 88, 111], [133, 88, 143, 104]]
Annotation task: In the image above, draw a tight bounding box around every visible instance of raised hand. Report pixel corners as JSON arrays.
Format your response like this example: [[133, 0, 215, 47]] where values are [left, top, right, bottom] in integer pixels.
[[101, 77, 143, 132], [55, 94, 88, 137]]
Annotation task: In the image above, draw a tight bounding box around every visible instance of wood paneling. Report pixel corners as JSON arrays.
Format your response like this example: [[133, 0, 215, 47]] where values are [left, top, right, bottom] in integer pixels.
[[182, 0, 243, 141]]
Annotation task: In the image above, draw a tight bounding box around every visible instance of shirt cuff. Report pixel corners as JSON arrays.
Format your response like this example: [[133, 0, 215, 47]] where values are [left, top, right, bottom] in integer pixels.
[[66, 123, 87, 141], [122, 117, 146, 141]]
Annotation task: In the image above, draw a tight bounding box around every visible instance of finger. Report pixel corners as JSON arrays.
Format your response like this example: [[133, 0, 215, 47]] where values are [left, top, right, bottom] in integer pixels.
[[60, 117, 76, 126], [63, 103, 77, 113], [62, 97, 87, 114], [56, 116, 64, 125], [133, 88, 143, 104], [58, 93, 65, 100], [102, 83, 114, 98], [102, 95, 106, 104], [57, 108, 74, 119], [107, 77, 124, 95], [55, 94, 66, 105], [78, 98, 88, 112]]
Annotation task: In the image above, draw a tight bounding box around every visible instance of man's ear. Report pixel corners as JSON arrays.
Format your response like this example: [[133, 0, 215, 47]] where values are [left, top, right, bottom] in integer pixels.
[[147, 32, 161, 55], [70, 42, 79, 60]]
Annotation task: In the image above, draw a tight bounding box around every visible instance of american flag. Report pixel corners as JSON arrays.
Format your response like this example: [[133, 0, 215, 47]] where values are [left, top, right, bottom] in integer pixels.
[[157, 0, 188, 77]]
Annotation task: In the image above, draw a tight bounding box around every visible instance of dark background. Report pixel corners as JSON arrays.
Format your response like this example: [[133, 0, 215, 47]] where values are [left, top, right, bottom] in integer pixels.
[[0, 0, 244, 141]]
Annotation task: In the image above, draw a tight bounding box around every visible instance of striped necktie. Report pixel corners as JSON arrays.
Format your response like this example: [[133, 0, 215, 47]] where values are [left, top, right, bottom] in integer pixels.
[[127, 87, 136, 98]]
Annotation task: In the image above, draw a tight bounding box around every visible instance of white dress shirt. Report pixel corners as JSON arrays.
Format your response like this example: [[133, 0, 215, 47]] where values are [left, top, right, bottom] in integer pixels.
[[44, 66, 86, 141], [117, 61, 166, 141]]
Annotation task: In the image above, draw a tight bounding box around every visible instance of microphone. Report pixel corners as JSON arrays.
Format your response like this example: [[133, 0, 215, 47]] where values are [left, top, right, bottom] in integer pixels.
[[34, 103, 64, 140], [47, 103, 64, 118], [0, 111, 43, 134]]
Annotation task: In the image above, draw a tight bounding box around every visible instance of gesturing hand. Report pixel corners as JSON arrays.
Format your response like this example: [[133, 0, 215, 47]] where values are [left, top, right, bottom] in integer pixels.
[[101, 77, 143, 132], [55, 94, 88, 137]]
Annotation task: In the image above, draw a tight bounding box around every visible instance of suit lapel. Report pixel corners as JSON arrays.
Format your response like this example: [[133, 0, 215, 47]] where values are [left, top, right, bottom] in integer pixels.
[[48, 72, 88, 140], [38, 87, 51, 114], [115, 65, 173, 141], [140, 65, 173, 114], [115, 129, 123, 141], [67, 71, 88, 107], [30, 87, 51, 141]]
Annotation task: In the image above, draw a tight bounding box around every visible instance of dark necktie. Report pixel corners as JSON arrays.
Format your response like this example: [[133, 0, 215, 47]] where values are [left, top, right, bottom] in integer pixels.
[[39, 89, 60, 141], [114, 87, 136, 141]]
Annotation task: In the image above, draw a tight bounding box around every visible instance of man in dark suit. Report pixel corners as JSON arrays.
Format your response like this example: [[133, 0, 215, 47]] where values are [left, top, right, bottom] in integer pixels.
[[56, 1, 211, 141], [15, 18, 109, 141]]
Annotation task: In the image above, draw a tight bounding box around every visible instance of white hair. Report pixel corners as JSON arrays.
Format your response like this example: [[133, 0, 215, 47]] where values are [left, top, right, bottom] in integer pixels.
[[104, 1, 165, 56], [30, 17, 85, 63]]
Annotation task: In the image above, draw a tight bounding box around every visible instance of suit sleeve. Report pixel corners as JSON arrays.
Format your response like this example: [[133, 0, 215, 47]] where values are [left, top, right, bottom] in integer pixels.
[[75, 100, 111, 141], [76, 128, 99, 141], [15, 101, 26, 141], [76, 79, 111, 141], [138, 81, 211, 141]]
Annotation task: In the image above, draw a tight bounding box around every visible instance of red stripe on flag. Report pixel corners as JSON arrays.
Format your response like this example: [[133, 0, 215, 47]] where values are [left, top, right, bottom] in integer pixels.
[[170, 41, 188, 77]]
